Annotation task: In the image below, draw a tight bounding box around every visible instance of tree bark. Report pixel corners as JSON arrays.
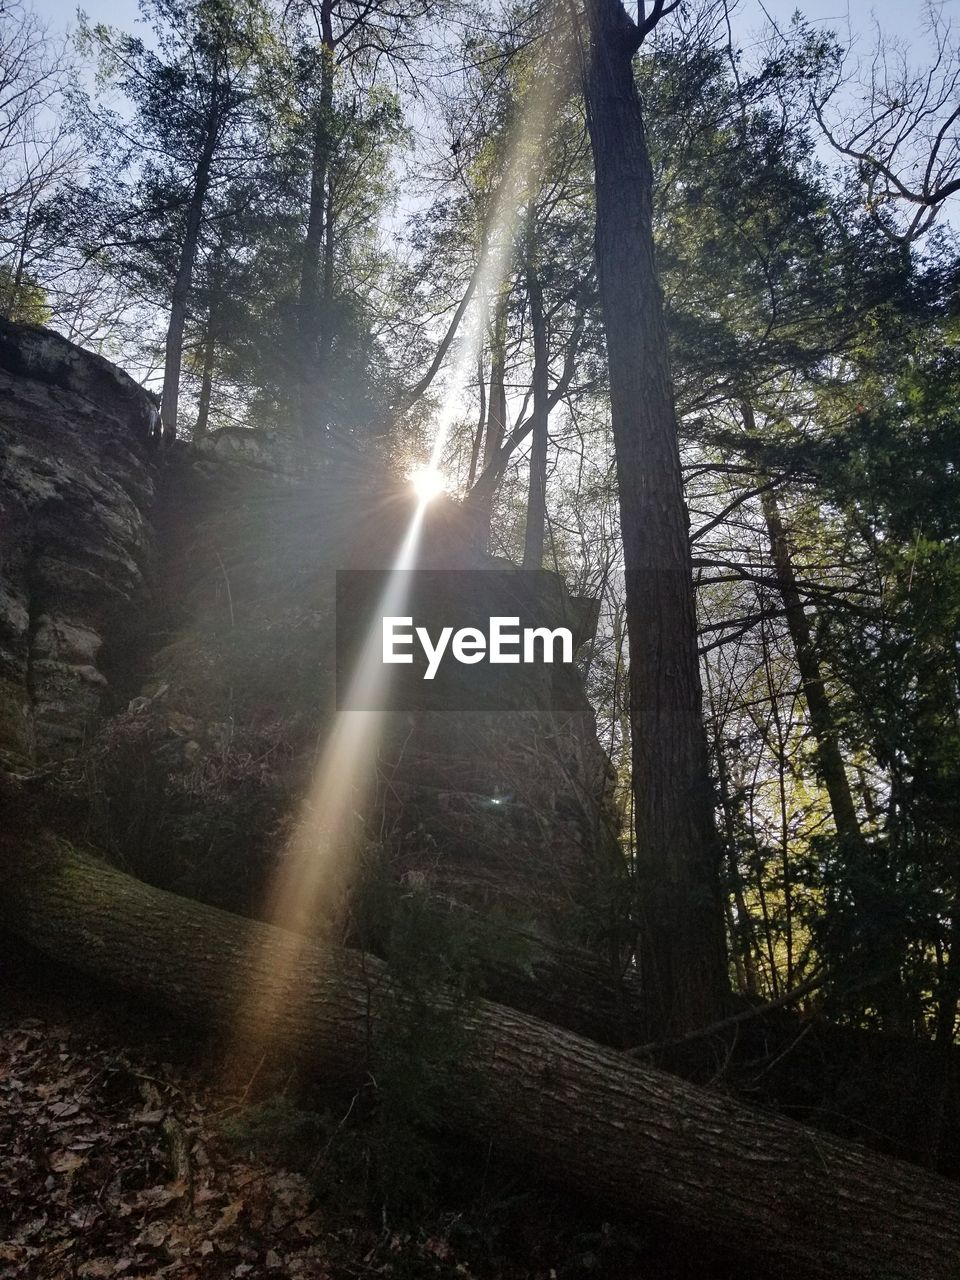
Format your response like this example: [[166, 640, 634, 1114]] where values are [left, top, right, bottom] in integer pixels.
[[3, 837, 960, 1280], [193, 313, 217, 441], [582, 0, 727, 1038], [758, 482, 862, 847], [522, 215, 549, 570], [160, 95, 222, 442], [298, 0, 335, 435], [474, 289, 509, 548]]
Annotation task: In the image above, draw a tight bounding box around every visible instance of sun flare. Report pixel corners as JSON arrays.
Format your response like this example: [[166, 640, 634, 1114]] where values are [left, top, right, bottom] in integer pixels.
[[409, 465, 448, 504], [234, 37, 567, 1064]]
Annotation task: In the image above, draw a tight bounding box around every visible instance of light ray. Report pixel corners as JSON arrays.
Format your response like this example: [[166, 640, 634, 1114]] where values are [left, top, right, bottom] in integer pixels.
[[409, 465, 448, 503], [232, 32, 573, 1059]]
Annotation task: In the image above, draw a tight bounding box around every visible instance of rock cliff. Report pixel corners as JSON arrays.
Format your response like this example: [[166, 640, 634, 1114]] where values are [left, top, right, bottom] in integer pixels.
[[0, 319, 621, 942], [0, 322, 158, 761]]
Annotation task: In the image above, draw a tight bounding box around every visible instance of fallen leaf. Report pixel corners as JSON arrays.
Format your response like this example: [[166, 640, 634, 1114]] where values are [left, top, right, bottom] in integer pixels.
[[69, 1206, 101, 1229], [134, 1220, 169, 1249], [17, 1214, 48, 1240], [214, 1200, 244, 1233], [132, 1108, 166, 1125], [135, 1184, 181, 1210], [49, 1149, 85, 1174], [79, 1259, 116, 1278]]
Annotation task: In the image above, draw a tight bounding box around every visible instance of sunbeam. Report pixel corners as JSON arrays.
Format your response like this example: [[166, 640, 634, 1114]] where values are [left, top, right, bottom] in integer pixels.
[[232, 34, 573, 1059], [409, 465, 448, 503]]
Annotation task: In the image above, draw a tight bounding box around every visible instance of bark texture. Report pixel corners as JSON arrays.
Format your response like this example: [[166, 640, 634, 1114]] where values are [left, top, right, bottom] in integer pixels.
[[297, 0, 335, 434], [474, 289, 509, 548], [160, 96, 222, 441], [522, 220, 549, 570], [4, 836, 960, 1280], [583, 0, 727, 1037], [759, 485, 861, 845]]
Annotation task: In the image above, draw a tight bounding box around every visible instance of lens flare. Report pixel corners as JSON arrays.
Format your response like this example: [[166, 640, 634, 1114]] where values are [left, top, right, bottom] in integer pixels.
[[232, 32, 573, 1062], [232, 508, 425, 1053], [409, 466, 447, 503]]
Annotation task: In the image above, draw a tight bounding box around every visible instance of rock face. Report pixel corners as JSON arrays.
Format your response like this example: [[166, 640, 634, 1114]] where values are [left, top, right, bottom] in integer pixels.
[[0, 320, 158, 762], [0, 321, 620, 942]]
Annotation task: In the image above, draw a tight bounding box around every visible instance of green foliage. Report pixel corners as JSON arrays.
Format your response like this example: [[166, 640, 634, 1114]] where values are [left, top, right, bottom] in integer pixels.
[[0, 265, 50, 323], [219, 1094, 328, 1167]]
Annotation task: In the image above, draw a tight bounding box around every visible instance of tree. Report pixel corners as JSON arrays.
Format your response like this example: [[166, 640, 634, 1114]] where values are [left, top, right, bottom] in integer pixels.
[[0, 0, 78, 323], [77, 0, 268, 435], [799, 2, 960, 244], [521, 202, 549, 568], [283, 0, 439, 436], [579, 0, 727, 1038]]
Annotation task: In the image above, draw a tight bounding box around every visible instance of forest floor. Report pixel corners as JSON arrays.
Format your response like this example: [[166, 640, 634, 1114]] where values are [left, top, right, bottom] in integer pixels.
[[0, 958, 655, 1280]]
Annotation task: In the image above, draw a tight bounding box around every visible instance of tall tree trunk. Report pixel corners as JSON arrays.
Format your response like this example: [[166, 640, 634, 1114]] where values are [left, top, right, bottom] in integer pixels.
[[160, 96, 222, 442], [193, 327, 216, 442], [582, 0, 726, 1038], [748, 443, 921, 1021], [467, 349, 486, 488], [319, 178, 337, 366], [522, 218, 549, 570], [298, 0, 335, 435], [753, 468, 861, 847], [4, 836, 960, 1280], [475, 289, 509, 548], [703, 660, 761, 997]]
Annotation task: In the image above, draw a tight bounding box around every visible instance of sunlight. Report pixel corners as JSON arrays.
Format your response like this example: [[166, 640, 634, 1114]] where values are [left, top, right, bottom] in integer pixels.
[[233, 40, 572, 1061], [232, 506, 426, 1053], [409, 465, 448, 503]]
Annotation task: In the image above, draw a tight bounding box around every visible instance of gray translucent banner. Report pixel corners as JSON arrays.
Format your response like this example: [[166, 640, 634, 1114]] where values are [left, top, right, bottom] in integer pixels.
[[336, 570, 589, 712]]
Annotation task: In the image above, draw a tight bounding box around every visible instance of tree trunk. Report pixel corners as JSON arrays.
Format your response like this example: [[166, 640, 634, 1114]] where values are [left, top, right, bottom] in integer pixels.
[[583, 0, 727, 1038], [466, 349, 486, 488], [483, 298, 509, 472], [744, 404, 914, 1028], [522, 217, 549, 570], [758, 480, 862, 847], [704, 659, 761, 998], [474, 288, 509, 548], [160, 97, 222, 442], [319, 178, 337, 366], [465, 287, 587, 523], [193, 325, 216, 442], [298, 0, 335, 434], [3, 837, 960, 1280]]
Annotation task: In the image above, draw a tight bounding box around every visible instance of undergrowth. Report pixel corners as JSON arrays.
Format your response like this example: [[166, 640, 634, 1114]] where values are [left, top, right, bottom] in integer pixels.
[[221, 862, 529, 1224]]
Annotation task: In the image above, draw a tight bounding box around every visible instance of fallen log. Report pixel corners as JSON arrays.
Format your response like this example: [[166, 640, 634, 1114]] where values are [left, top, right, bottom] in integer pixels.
[[3, 836, 960, 1280], [358, 891, 648, 1049]]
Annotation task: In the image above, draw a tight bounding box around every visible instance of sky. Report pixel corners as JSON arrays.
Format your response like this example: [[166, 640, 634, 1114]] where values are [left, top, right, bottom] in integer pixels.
[[28, 0, 956, 146], [30, 0, 955, 58]]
